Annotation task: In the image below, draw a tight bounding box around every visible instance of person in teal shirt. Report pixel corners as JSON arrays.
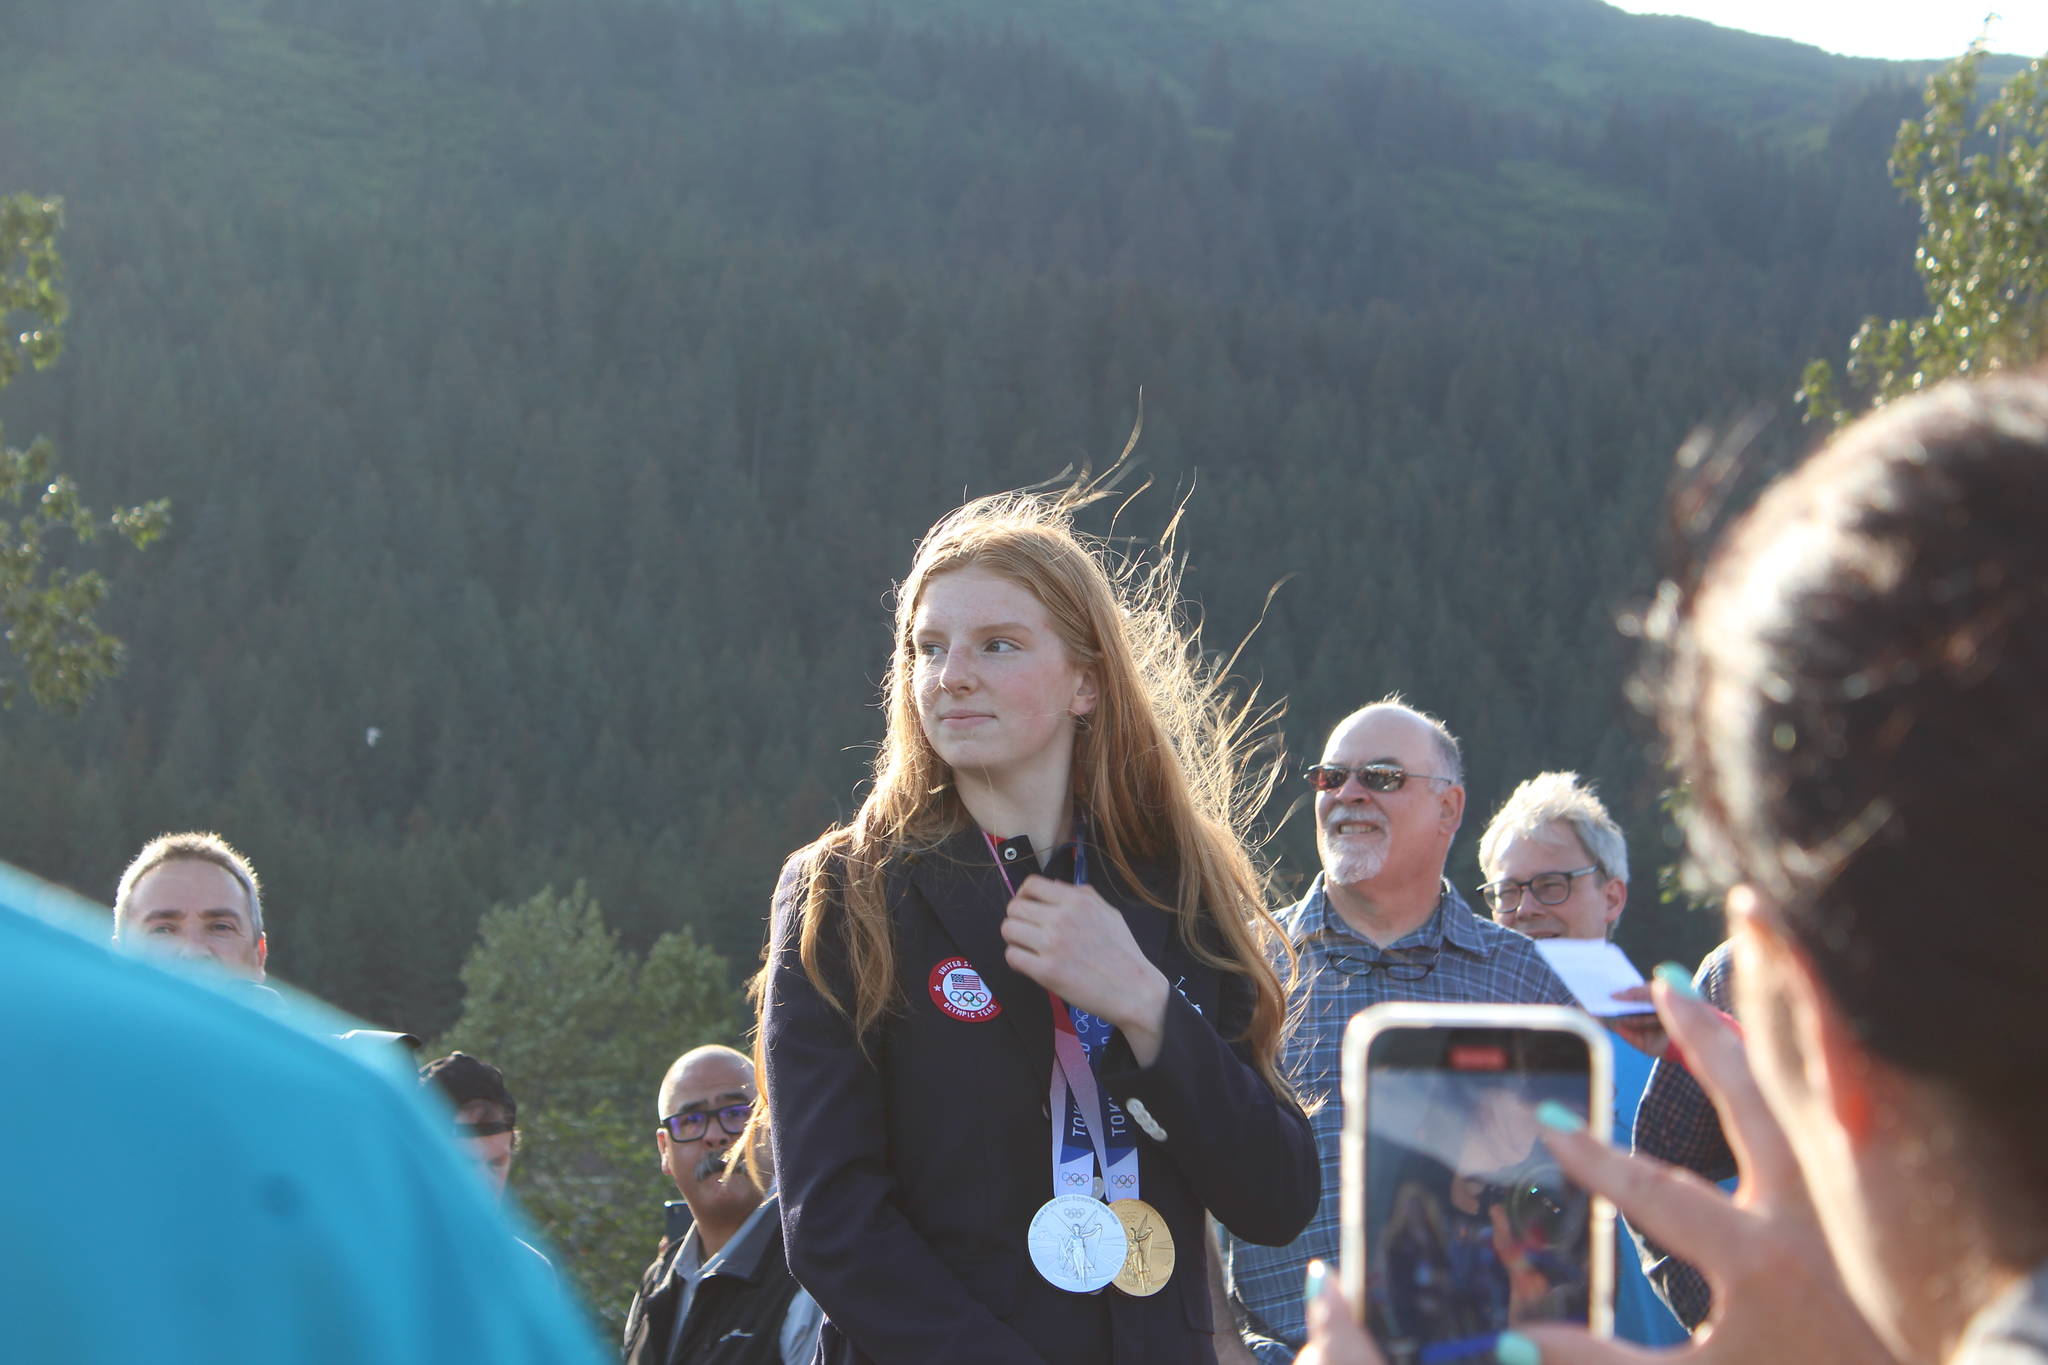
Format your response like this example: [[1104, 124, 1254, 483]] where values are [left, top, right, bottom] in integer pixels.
[[0, 858, 606, 1365]]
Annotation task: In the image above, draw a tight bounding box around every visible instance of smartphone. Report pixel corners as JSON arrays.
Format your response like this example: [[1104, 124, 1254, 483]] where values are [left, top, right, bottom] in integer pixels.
[[664, 1198, 693, 1242], [1342, 1004, 1612, 1365]]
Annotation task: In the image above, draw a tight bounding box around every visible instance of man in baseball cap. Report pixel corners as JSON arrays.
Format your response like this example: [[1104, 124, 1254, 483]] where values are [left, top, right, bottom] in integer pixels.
[[420, 1051, 521, 1198]]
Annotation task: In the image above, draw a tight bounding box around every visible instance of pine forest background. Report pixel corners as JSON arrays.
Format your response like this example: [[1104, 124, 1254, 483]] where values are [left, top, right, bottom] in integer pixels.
[[0, 0, 2013, 1308]]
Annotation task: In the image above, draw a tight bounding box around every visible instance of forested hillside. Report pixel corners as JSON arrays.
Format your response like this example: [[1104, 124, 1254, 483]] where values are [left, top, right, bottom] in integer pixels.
[[0, 0, 1932, 1035]]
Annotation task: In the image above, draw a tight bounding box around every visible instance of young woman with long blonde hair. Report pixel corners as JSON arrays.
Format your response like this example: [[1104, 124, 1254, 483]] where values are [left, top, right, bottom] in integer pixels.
[[752, 480, 1317, 1363]]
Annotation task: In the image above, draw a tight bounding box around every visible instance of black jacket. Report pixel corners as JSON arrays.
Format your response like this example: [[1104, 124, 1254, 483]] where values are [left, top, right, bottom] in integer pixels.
[[761, 827, 1319, 1365], [623, 1195, 806, 1365]]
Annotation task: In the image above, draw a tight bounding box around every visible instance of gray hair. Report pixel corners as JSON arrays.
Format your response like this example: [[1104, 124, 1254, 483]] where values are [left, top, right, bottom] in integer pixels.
[[114, 831, 264, 938], [1478, 771, 1629, 885]]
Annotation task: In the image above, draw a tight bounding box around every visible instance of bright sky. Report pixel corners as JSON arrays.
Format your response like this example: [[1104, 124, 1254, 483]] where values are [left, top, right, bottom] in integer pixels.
[[1602, 3, 2048, 61]]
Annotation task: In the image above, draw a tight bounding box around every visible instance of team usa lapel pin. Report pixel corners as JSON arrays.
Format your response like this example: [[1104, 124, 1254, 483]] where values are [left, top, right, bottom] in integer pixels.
[[929, 957, 1001, 1021]]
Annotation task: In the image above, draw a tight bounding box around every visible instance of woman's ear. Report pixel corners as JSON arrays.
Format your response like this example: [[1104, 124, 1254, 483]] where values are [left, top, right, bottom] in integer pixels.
[[1799, 946, 1881, 1144], [1070, 669, 1099, 718], [1731, 890, 1880, 1146]]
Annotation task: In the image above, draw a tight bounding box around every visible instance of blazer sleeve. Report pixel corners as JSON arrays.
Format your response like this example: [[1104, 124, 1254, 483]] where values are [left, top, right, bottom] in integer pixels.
[[762, 852, 1050, 1365], [1096, 956, 1319, 1247]]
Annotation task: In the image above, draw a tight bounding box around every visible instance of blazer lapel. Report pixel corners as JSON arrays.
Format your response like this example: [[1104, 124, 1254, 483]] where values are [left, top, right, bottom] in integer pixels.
[[899, 830, 1054, 1082]]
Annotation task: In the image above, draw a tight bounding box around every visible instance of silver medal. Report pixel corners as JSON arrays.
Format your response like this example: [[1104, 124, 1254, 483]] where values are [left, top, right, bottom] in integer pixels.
[[1027, 1193, 1128, 1294]]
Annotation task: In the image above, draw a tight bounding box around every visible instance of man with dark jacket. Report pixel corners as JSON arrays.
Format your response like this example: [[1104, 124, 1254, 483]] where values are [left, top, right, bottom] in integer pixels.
[[624, 1045, 819, 1365]]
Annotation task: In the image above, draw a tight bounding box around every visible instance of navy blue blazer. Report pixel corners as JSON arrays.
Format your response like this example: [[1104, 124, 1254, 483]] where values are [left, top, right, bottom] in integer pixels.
[[762, 826, 1319, 1365]]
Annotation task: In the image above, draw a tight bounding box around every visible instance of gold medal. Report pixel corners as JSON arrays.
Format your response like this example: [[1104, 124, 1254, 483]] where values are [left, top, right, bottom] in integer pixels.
[[1109, 1198, 1175, 1297]]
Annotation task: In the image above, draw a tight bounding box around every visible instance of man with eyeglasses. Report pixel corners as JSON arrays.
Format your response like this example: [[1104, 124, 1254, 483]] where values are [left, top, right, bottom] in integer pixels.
[[1476, 772, 1627, 946], [625, 1044, 821, 1365], [1222, 700, 1571, 1363], [1476, 771, 1688, 1347]]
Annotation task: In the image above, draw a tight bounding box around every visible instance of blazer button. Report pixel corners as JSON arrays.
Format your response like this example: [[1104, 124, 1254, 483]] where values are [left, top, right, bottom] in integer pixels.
[[1127, 1098, 1168, 1143], [1041, 1098, 1051, 1120]]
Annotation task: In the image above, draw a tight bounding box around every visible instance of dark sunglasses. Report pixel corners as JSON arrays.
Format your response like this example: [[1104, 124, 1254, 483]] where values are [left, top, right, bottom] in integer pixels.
[[1304, 762, 1453, 794], [659, 1100, 753, 1144]]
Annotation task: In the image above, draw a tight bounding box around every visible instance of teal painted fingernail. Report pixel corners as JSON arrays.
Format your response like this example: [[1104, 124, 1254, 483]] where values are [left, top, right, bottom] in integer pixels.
[[1303, 1258, 1327, 1311], [1534, 1100, 1584, 1133], [1496, 1330, 1541, 1365], [1653, 962, 1704, 1000]]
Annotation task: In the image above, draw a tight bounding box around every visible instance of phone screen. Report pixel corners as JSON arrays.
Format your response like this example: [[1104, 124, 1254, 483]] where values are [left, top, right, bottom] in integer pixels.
[[1357, 1024, 1598, 1365]]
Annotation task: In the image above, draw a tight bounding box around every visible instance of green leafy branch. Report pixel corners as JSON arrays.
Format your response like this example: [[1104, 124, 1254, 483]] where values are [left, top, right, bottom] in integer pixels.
[[1802, 45, 2048, 424], [1, 192, 170, 711]]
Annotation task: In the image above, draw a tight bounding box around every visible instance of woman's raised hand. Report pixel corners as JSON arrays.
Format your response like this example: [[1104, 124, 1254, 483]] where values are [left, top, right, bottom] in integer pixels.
[[1505, 976, 1904, 1365], [1000, 874, 1170, 1064]]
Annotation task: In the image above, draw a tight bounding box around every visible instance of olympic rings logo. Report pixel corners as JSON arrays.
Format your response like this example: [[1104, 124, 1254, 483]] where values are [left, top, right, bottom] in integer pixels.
[[1113, 1173, 1137, 1189], [928, 959, 1002, 1020], [1062, 1171, 1088, 1186]]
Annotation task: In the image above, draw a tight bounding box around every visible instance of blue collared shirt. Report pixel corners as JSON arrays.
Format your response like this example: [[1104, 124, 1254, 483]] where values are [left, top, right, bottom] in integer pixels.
[[1228, 875, 1574, 1361]]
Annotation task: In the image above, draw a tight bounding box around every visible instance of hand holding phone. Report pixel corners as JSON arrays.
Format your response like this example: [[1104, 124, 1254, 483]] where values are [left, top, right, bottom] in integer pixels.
[[1341, 1004, 1613, 1365], [1498, 980, 1905, 1365]]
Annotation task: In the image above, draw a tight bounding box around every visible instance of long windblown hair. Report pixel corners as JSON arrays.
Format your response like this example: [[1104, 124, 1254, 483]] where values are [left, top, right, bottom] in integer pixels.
[[753, 472, 1296, 1104]]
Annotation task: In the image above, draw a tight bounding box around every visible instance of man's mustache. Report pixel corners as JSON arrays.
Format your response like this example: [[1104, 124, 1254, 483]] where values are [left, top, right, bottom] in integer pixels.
[[693, 1148, 730, 1182]]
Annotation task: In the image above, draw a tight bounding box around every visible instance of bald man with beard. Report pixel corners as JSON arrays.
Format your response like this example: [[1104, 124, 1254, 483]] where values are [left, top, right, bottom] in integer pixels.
[[624, 1046, 821, 1365]]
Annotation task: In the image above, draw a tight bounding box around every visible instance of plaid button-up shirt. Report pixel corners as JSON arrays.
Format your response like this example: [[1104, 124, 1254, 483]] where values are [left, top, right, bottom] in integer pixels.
[[1226, 875, 1574, 1361], [1630, 940, 1736, 1330]]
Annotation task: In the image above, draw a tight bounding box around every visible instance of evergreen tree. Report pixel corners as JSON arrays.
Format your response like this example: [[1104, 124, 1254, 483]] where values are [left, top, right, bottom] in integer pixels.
[[436, 882, 743, 1329]]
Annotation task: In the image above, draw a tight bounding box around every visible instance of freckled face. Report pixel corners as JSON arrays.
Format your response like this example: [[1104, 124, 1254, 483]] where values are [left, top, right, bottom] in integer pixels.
[[912, 568, 1095, 789]]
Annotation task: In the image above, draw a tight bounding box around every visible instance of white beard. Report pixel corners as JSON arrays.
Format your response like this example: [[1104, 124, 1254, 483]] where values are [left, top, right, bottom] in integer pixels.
[[1323, 834, 1389, 886]]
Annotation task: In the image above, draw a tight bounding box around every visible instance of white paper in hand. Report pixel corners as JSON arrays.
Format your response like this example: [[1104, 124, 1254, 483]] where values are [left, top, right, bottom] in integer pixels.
[[1532, 939, 1655, 1017]]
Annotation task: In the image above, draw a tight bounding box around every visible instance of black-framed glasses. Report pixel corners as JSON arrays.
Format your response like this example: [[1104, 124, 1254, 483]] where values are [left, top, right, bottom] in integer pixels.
[[1304, 762, 1454, 794], [659, 1100, 753, 1144], [1479, 866, 1600, 915], [1304, 930, 1441, 981]]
